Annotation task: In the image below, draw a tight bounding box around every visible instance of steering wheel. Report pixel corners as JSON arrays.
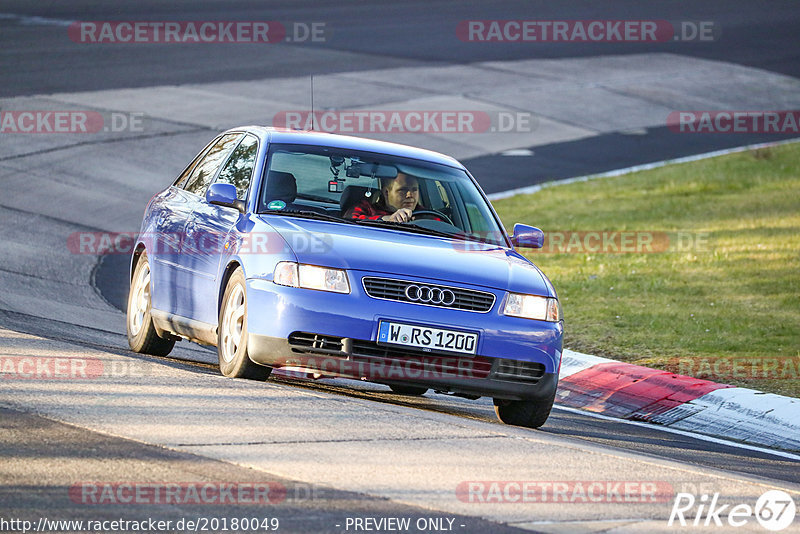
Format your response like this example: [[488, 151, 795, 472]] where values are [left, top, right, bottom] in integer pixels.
[[409, 209, 454, 226]]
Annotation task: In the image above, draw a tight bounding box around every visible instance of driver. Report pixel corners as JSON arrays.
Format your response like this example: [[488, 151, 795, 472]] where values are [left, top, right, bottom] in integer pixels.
[[347, 172, 422, 222]]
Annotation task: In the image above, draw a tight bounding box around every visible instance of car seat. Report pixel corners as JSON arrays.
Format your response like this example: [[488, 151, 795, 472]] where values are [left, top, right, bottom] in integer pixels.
[[339, 185, 372, 217], [264, 171, 297, 204]]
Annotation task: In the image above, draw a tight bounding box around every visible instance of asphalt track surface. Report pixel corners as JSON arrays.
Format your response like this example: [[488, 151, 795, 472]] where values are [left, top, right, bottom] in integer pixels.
[[5, 306, 800, 486], [3, 1, 799, 188], [1, 1, 800, 532], [2, 0, 799, 95]]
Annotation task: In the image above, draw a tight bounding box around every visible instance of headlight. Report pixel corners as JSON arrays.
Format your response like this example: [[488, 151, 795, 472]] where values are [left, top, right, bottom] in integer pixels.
[[503, 293, 562, 322], [273, 262, 350, 294]]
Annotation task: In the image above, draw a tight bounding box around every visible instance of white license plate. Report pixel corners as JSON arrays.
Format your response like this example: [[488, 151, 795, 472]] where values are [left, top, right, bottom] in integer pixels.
[[377, 321, 478, 355]]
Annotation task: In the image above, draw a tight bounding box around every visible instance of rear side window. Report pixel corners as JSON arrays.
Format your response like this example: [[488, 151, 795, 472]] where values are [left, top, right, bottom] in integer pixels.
[[183, 133, 242, 196], [173, 138, 217, 188], [215, 134, 259, 200]]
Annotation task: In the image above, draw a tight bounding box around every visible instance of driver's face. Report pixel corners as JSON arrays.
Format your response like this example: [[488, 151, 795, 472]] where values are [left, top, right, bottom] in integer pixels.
[[383, 173, 419, 212]]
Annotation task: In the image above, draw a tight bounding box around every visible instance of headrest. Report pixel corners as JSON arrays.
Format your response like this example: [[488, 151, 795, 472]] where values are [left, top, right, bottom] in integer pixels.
[[340, 185, 370, 212], [266, 171, 297, 203]]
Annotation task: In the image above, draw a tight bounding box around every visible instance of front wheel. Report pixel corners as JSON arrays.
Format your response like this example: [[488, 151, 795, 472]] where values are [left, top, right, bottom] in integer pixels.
[[127, 251, 175, 356], [217, 268, 271, 380], [493, 394, 555, 429]]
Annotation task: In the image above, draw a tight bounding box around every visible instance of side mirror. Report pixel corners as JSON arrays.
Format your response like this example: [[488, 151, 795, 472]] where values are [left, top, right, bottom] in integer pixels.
[[206, 183, 245, 213], [510, 223, 544, 248]]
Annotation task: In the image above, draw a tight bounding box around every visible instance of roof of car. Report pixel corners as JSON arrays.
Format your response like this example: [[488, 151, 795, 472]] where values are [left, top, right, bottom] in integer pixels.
[[228, 126, 465, 170]]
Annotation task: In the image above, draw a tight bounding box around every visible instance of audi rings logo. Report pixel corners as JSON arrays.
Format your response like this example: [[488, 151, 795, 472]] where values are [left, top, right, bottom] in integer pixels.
[[404, 284, 457, 306]]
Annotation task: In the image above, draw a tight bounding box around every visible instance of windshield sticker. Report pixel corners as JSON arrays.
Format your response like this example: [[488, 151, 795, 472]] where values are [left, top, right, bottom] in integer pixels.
[[267, 200, 287, 210]]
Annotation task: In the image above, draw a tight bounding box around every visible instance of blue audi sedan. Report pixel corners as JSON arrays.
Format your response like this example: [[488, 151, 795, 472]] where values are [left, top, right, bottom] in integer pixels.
[[127, 126, 563, 428]]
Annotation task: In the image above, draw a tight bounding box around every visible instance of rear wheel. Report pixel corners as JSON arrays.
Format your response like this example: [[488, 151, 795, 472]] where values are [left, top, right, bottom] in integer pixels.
[[493, 394, 555, 429], [218, 268, 271, 380], [127, 251, 175, 356], [388, 384, 428, 396]]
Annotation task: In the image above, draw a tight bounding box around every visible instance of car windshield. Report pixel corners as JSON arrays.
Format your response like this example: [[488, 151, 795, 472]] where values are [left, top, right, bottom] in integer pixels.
[[258, 143, 507, 246]]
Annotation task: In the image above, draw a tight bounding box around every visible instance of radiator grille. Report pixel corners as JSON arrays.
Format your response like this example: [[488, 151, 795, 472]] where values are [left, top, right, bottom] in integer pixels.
[[362, 277, 495, 312]]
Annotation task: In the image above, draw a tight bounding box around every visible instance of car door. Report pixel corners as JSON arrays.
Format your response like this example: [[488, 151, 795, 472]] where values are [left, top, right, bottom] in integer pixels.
[[170, 132, 243, 319], [181, 133, 259, 325], [149, 138, 218, 316]]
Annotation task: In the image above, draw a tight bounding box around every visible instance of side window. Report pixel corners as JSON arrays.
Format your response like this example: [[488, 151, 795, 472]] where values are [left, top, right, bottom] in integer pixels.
[[465, 202, 490, 233], [429, 180, 451, 211], [183, 133, 242, 196], [434, 180, 465, 230], [215, 134, 258, 200], [173, 138, 217, 188]]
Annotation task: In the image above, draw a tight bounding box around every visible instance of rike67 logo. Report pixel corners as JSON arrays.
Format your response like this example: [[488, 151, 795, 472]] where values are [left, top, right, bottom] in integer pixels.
[[669, 490, 797, 531]]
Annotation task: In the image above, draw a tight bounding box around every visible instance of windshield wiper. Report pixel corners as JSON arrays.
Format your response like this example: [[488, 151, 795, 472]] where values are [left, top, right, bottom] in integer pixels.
[[354, 218, 506, 245], [266, 209, 353, 224], [353, 218, 462, 239], [296, 193, 339, 204], [264, 211, 502, 244]]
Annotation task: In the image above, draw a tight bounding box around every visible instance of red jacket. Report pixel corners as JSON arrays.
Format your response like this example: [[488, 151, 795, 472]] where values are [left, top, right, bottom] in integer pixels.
[[346, 198, 441, 221], [346, 197, 392, 220]]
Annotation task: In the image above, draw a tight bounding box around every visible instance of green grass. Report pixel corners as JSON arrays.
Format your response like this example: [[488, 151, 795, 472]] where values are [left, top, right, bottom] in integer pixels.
[[491, 143, 800, 397]]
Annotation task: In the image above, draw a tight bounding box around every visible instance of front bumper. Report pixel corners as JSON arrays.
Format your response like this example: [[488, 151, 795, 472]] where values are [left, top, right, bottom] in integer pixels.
[[248, 332, 558, 401], [245, 273, 562, 400]]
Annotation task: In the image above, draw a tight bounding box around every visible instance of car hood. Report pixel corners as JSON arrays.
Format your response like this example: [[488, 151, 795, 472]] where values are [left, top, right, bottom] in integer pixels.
[[259, 215, 554, 296]]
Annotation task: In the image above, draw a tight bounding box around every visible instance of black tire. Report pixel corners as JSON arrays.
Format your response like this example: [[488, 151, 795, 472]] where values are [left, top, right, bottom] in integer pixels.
[[389, 384, 428, 396], [127, 251, 175, 356], [493, 394, 555, 429], [217, 268, 271, 380]]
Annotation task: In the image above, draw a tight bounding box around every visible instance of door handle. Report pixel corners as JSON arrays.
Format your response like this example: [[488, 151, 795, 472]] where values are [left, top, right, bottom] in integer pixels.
[[185, 222, 196, 236]]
